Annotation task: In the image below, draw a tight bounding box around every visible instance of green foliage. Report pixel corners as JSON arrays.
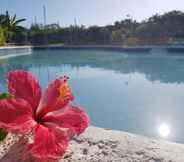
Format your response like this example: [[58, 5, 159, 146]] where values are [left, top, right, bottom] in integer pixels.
[[0, 92, 12, 141], [0, 92, 13, 99], [1, 10, 184, 45], [0, 27, 6, 46], [112, 30, 124, 42], [0, 11, 26, 44], [0, 129, 7, 141], [135, 10, 184, 38]]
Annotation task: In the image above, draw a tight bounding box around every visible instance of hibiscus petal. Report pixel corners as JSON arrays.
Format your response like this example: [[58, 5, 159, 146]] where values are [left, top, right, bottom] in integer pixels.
[[29, 124, 68, 160], [8, 70, 41, 112], [36, 76, 74, 118], [0, 99, 36, 134], [42, 105, 89, 136]]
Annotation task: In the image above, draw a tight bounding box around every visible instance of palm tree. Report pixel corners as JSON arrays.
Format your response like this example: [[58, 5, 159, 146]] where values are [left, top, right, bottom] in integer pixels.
[[2, 11, 26, 29], [0, 11, 26, 43]]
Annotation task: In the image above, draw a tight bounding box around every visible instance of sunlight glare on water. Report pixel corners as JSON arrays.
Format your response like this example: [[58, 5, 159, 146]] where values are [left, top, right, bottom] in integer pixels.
[[158, 123, 171, 138]]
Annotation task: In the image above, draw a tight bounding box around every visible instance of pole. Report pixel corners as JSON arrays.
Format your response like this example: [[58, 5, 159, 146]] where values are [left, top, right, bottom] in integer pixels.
[[43, 5, 46, 26]]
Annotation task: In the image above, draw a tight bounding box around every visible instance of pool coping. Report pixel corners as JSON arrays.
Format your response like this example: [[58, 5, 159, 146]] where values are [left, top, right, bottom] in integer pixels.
[[33, 45, 152, 52], [0, 46, 32, 49], [0, 46, 32, 59], [33, 45, 184, 53], [1, 45, 184, 59]]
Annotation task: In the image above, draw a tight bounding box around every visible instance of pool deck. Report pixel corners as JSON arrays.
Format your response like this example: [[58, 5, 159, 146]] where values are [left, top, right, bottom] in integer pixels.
[[64, 126, 184, 162], [0, 126, 184, 162]]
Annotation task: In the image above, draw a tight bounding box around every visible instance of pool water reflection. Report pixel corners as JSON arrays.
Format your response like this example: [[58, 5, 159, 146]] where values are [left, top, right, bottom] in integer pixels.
[[0, 49, 184, 143]]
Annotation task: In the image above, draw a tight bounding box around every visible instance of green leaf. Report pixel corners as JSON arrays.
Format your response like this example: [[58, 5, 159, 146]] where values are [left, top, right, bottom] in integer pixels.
[[0, 92, 12, 141], [0, 129, 8, 141], [0, 92, 13, 99]]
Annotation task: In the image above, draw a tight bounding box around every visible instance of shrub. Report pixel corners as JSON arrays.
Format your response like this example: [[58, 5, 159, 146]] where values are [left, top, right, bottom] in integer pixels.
[[0, 28, 6, 46]]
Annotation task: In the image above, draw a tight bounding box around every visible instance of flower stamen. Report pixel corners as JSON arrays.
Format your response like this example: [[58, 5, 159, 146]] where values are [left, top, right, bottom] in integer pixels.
[[58, 82, 71, 99]]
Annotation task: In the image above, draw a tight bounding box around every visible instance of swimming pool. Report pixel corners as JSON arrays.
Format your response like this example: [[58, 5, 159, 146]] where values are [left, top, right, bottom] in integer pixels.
[[0, 48, 184, 143]]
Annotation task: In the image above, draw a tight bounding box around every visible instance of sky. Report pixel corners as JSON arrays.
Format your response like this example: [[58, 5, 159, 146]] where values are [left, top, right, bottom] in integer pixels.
[[1, 0, 184, 27]]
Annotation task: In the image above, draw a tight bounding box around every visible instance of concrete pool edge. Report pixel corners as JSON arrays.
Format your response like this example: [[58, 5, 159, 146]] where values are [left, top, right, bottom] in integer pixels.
[[33, 45, 152, 52], [1, 45, 184, 57], [0, 46, 32, 59], [33, 44, 184, 53], [0, 46, 32, 49], [1, 126, 184, 162]]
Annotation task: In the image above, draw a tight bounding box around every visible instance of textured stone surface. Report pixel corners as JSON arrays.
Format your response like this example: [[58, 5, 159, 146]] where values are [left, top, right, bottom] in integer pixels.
[[62, 127, 184, 162], [0, 133, 19, 160], [1, 126, 184, 162]]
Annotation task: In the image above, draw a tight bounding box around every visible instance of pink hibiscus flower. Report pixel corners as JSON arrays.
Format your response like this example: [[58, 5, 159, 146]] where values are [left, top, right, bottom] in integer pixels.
[[0, 70, 89, 161]]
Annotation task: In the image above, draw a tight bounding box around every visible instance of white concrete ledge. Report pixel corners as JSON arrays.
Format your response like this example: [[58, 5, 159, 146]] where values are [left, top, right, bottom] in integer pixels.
[[0, 46, 32, 59], [1, 126, 184, 162], [0, 46, 32, 49]]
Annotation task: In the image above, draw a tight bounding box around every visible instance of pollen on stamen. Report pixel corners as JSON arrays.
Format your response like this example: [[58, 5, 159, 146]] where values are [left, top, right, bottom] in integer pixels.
[[58, 82, 71, 99]]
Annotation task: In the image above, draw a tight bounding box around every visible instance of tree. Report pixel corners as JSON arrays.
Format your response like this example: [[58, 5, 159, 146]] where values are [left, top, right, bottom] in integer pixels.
[[0, 11, 26, 43], [112, 30, 124, 43]]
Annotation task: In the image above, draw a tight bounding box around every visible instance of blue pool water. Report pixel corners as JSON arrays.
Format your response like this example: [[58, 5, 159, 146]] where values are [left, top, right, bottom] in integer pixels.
[[1, 49, 184, 143]]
